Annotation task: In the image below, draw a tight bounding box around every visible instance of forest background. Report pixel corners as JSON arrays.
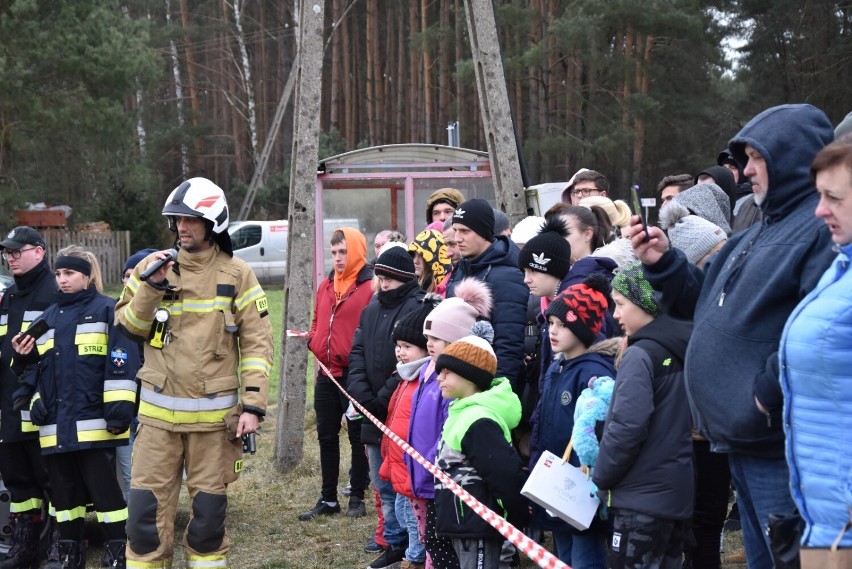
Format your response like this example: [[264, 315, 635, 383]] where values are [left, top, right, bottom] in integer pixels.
[[1, 0, 850, 250]]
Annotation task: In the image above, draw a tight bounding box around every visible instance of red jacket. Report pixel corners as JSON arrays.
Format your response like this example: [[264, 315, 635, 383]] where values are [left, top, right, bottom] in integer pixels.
[[307, 264, 374, 378], [380, 363, 426, 498]]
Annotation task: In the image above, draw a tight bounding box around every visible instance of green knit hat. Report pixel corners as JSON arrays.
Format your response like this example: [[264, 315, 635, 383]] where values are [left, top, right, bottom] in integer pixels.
[[611, 261, 661, 317]]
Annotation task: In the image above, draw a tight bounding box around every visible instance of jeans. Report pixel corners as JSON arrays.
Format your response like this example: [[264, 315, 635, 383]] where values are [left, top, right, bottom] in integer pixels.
[[366, 443, 406, 549], [727, 453, 796, 569], [552, 530, 606, 569], [314, 374, 368, 502], [397, 494, 426, 563]]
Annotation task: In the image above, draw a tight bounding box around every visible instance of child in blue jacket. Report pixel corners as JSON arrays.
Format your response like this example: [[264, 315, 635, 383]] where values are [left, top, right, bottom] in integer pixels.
[[529, 276, 617, 568]]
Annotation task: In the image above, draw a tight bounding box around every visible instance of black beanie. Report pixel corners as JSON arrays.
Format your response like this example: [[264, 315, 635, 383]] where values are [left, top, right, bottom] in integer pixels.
[[374, 246, 416, 282], [392, 297, 440, 349], [452, 199, 494, 242], [518, 217, 571, 279]]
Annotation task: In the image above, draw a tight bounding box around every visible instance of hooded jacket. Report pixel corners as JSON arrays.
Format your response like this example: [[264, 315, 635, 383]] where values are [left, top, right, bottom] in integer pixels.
[[780, 242, 852, 548], [0, 258, 57, 443], [593, 315, 694, 520], [529, 339, 618, 531], [445, 236, 528, 393], [348, 279, 425, 444], [434, 377, 527, 540], [643, 104, 835, 457], [406, 361, 449, 499], [696, 165, 737, 218], [307, 228, 373, 379]]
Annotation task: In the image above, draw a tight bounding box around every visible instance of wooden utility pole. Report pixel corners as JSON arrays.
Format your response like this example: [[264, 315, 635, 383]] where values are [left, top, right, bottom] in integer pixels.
[[273, 0, 324, 473], [462, 0, 526, 225]]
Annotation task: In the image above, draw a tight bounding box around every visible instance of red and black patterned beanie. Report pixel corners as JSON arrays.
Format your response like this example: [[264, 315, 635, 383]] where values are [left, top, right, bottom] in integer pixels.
[[545, 274, 611, 347]]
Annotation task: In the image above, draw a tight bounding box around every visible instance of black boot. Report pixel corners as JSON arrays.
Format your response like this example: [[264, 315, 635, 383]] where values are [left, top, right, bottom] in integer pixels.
[[101, 540, 126, 569], [0, 513, 39, 569], [44, 517, 60, 566], [44, 540, 85, 569]]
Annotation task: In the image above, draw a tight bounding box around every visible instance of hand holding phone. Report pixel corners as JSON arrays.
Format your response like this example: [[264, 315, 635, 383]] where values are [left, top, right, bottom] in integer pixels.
[[629, 185, 649, 242], [22, 319, 50, 341]]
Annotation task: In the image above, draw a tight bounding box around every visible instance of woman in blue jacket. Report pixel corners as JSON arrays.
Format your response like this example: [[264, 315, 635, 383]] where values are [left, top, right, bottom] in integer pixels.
[[780, 139, 852, 549], [13, 246, 138, 569]]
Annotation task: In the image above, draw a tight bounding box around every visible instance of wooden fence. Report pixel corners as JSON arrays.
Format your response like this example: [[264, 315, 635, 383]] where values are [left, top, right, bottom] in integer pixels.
[[42, 230, 131, 286]]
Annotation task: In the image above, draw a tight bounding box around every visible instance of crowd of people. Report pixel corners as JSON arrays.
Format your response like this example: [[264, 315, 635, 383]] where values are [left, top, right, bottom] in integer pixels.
[[0, 102, 850, 569]]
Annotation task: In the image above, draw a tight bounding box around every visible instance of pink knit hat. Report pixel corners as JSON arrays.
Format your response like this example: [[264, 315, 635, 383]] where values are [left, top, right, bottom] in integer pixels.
[[422, 278, 492, 343]]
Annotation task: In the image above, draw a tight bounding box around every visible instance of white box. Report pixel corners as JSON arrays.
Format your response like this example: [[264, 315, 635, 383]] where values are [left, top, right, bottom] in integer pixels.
[[521, 450, 600, 530]]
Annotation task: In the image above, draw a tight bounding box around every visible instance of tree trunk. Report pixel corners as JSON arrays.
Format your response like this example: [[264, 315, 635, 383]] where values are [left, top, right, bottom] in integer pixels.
[[421, 0, 433, 143], [232, 0, 258, 165], [166, 0, 189, 176], [179, 0, 202, 169]]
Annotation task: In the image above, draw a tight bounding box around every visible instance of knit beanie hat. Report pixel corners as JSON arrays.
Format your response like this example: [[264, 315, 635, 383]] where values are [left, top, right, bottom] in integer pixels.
[[672, 182, 732, 236], [518, 216, 571, 279], [611, 261, 661, 317], [423, 277, 492, 342], [659, 202, 727, 266], [435, 334, 497, 391], [392, 295, 442, 349], [545, 274, 611, 347], [374, 246, 416, 282], [452, 199, 494, 242], [426, 188, 465, 223], [123, 248, 159, 274], [408, 229, 452, 285], [511, 216, 545, 246]]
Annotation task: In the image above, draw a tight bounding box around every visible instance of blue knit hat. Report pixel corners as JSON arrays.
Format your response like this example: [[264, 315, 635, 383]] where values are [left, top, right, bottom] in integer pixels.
[[123, 249, 158, 274]]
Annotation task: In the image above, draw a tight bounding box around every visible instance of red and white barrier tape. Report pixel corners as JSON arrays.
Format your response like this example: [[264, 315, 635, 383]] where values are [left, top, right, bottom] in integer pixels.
[[311, 357, 569, 569]]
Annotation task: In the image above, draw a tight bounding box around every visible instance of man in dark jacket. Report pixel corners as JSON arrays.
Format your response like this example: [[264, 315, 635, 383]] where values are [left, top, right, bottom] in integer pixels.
[[348, 246, 425, 569], [629, 104, 836, 569], [445, 199, 528, 394], [299, 227, 373, 522], [0, 227, 57, 569]]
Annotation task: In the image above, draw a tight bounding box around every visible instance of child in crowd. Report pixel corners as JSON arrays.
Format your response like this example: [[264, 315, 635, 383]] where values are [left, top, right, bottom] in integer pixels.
[[433, 334, 528, 569], [407, 278, 493, 569], [593, 262, 694, 569], [381, 298, 442, 569], [348, 246, 426, 569], [529, 275, 618, 568]]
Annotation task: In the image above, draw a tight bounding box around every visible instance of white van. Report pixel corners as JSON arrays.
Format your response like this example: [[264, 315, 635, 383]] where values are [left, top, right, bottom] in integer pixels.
[[228, 220, 288, 284]]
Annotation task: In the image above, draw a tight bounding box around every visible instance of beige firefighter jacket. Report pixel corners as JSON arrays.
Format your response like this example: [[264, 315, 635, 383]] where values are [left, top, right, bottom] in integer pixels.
[[115, 245, 273, 432]]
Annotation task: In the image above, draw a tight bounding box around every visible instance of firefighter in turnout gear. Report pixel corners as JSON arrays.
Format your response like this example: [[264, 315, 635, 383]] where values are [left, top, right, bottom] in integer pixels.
[[115, 178, 273, 569]]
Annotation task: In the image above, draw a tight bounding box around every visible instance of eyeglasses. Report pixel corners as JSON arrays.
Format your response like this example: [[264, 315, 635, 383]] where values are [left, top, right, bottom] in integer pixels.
[[570, 187, 600, 198], [2, 247, 39, 260]]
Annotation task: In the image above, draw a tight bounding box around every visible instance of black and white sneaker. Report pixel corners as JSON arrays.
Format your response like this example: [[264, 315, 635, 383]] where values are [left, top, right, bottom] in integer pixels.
[[367, 546, 405, 569]]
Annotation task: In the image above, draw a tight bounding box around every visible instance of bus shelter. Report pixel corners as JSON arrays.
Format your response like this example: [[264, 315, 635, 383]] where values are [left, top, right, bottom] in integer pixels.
[[314, 144, 494, 283]]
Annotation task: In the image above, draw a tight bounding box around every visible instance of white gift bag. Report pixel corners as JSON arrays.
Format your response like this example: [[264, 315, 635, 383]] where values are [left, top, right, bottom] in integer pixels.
[[521, 442, 600, 531]]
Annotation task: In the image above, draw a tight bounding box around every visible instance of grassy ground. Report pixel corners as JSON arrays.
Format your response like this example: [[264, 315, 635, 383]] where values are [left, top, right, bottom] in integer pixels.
[[82, 287, 746, 568]]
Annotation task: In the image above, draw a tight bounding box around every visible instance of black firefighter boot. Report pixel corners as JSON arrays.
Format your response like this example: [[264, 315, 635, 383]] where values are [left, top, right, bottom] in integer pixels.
[[44, 540, 86, 569], [0, 513, 39, 569], [101, 540, 126, 569], [44, 518, 60, 567]]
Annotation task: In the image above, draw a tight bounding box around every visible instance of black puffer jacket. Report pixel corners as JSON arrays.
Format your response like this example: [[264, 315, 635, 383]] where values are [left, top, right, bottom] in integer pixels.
[[348, 280, 425, 444], [0, 259, 57, 443], [594, 315, 695, 520]]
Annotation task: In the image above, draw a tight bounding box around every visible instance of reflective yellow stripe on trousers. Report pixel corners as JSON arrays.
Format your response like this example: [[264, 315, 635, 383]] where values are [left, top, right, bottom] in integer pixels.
[[127, 560, 173, 569], [186, 554, 227, 568]]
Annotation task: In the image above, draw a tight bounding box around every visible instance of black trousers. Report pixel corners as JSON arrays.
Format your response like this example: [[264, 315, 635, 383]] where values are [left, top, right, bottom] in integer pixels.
[[313, 373, 368, 502], [46, 448, 126, 541], [685, 440, 730, 569], [0, 438, 51, 514]]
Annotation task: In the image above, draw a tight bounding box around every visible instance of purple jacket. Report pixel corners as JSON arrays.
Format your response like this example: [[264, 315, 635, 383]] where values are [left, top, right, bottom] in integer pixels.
[[405, 362, 451, 498]]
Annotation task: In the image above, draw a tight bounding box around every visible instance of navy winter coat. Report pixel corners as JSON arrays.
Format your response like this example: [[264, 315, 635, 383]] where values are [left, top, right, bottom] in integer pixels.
[[445, 236, 528, 393]]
